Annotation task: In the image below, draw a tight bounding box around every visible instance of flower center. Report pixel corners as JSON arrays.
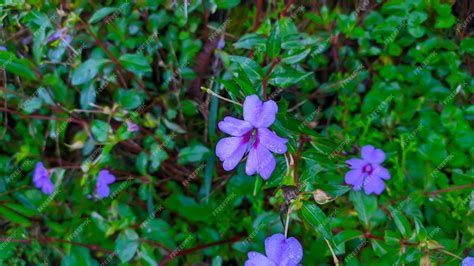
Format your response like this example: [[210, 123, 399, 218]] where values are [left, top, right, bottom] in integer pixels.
[[243, 129, 259, 151], [362, 163, 373, 174]]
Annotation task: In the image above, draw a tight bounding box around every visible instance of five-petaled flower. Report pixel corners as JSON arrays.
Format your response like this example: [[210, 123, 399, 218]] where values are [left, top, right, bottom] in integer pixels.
[[245, 233, 303, 266], [95, 170, 116, 198], [216, 95, 288, 180], [33, 162, 54, 195], [345, 145, 391, 195]]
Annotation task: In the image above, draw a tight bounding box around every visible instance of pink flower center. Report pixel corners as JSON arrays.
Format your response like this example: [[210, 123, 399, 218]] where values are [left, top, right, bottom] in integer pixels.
[[242, 129, 259, 150], [362, 163, 373, 175]]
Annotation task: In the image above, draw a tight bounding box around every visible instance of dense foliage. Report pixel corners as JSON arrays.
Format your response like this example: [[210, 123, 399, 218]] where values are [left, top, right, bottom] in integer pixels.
[[0, 0, 473, 265]]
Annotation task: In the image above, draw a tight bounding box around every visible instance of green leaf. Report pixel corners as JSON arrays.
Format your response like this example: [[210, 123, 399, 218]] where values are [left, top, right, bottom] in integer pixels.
[[0, 51, 37, 80], [88, 7, 117, 24], [233, 34, 265, 49], [136, 152, 148, 175], [349, 191, 377, 229], [115, 229, 139, 262], [461, 38, 474, 54], [317, 184, 351, 198], [178, 143, 210, 164], [119, 54, 152, 74], [71, 58, 109, 85], [215, 0, 240, 9], [181, 100, 198, 116], [0, 206, 32, 226], [388, 206, 412, 237], [282, 48, 311, 64], [164, 194, 212, 222], [268, 66, 312, 87], [117, 89, 143, 110], [91, 120, 111, 142], [300, 202, 336, 246], [267, 23, 281, 59], [228, 55, 263, 84]]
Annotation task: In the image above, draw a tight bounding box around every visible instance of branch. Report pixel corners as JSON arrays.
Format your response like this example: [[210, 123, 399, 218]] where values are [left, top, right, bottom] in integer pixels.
[[0, 237, 112, 254], [426, 183, 474, 196], [281, 0, 296, 17], [158, 233, 244, 266], [262, 58, 280, 99]]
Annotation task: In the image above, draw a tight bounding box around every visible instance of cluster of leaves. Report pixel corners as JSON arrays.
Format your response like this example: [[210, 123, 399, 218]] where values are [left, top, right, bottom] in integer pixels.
[[0, 0, 473, 265]]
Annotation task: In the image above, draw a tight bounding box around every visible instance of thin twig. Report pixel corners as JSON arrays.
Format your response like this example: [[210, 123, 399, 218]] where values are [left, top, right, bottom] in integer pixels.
[[201, 87, 242, 106], [262, 58, 280, 99], [324, 238, 339, 266]]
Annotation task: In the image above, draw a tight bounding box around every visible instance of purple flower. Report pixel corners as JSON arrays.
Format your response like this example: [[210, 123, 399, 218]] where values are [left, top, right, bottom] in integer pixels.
[[47, 28, 71, 44], [345, 145, 391, 195], [33, 162, 54, 195], [96, 170, 116, 198], [245, 233, 303, 266], [463, 257, 474, 266], [126, 120, 139, 132], [0, 46, 7, 51], [216, 95, 288, 180]]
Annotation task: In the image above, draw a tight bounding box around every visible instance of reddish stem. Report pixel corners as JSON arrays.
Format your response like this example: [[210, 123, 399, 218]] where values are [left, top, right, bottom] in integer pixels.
[[158, 233, 244, 266], [426, 183, 474, 196], [262, 58, 280, 99], [253, 0, 263, 31], [0, 237, 112, 254], [281, 0, 296, 17]]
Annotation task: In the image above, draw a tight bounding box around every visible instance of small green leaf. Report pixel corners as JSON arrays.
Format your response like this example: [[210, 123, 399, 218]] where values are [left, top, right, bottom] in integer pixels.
[[215, 0, 240, 9], [0, 206, 32, 226], [119, 54, 152, 74], [115, 229, 139, 262], [71, 58, 109, 85], [267, 23, 281, 59], [88, 7, 117, 24], [300, 202, 336, 246], [349, 190, 377, 229], [388, 206, 412, 237], [178, 143, 210, 164], [0, 51, 37, 80], [91, 120, 111, 142]]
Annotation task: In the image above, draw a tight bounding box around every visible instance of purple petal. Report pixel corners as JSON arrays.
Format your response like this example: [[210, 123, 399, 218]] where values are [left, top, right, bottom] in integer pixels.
[[41, 179, 54, 195], [246, 144, 276, 179], [47, 32, 61, 43], [216, 137, 243, 160], [47, 28, 67, 43], [62, 35, 72, 44], [34, 178, 46, 189], [98, 170, 116, 185], [97, 184, 110, 198], [363, 175, 385, 195], [462, 257, 474, 266], [218, 116, 253, 137], [361, 145, 386, 164], [257, 128, 288, 154], [216, 137, 247, 171], [0, 46, 7, 51], [264, 233, 286, 262], [126, 121, 139, 132], [246, 146, 259, 176], [373, 165, 390, 180], [256, 144, 276, 180], [345, 169, 364, 190], [243, 95, 278, 128], [346, 158, 366, 169], [245, 251, 275, 266], [280, 236, 303, 265], [33, 162, 49, 183]]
